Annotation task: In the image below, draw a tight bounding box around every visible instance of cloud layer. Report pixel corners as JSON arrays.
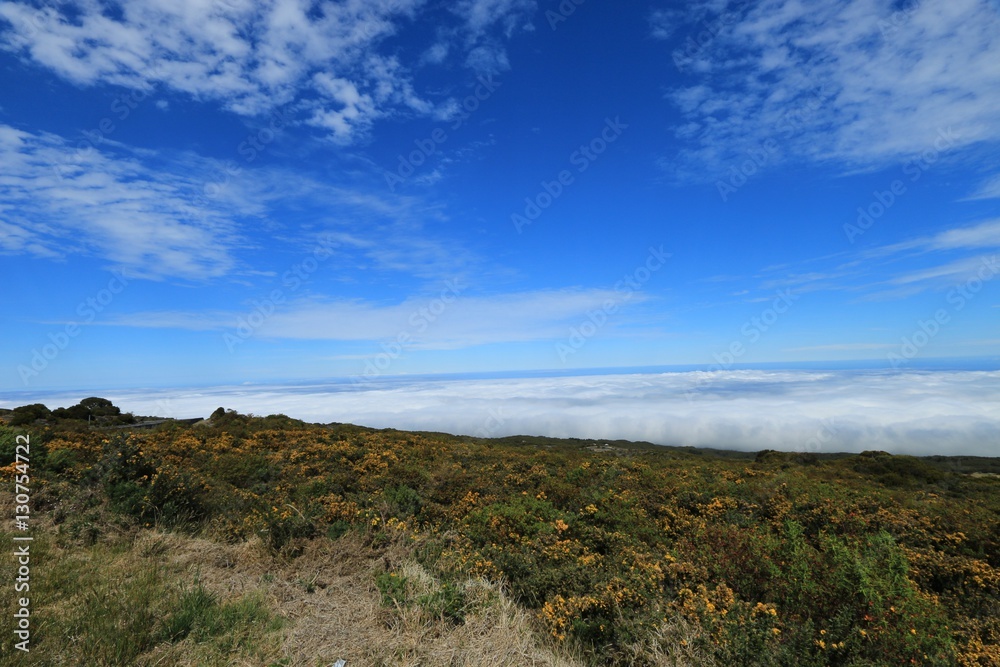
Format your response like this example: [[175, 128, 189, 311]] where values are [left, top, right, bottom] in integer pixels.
[[13, 370, 999, 456]]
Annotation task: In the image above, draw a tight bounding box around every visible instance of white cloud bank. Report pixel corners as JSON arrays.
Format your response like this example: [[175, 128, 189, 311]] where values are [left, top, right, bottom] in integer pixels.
[[10, 370, 1000, 456]]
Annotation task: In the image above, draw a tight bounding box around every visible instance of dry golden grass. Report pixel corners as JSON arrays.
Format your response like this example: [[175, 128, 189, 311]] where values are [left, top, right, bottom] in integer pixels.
[[131, 528, 582, 667], [625, 616, 717, 667]]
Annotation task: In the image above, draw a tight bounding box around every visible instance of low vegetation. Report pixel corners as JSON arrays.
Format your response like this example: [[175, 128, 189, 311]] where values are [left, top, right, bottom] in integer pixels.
[[1, 403, 998, 665]]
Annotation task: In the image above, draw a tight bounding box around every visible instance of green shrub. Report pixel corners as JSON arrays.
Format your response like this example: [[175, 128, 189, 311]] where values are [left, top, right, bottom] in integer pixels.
[[99, 434, 207, 528], [383, 484, 422, 518], [375, 572, 410, 608], [417, 582, 467, 624]]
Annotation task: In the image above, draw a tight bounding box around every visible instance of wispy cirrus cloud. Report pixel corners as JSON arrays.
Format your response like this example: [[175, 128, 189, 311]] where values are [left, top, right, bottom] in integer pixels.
[[857, 219, 1000, 293], [869, 218, 1000, 257], [888, 255, 999, 288], [966, 173, 1000, 200], [786, 343, 894, 353], [101, 287, 649, 348], [0, 123, 248, 280], [0, 122, 480, 283], [660, 0, 1000, 176], [749, 218, 1000, 299]]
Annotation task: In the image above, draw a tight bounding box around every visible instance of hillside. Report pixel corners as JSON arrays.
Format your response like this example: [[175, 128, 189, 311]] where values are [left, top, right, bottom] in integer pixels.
[[1, 407, 999, 666]]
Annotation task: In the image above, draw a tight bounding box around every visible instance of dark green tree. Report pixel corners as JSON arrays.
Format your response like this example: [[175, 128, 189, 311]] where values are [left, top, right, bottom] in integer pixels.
[[9, 403, 51, 426], [53, 397, 122, 421]]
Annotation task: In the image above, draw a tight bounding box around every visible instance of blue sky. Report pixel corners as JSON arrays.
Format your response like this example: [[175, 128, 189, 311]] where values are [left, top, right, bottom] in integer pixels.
[[1, 0, 999, 393]]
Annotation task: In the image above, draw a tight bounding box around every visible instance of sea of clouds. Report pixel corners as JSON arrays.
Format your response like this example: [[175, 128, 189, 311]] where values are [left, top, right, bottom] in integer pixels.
[[8, 370, 999, 457]]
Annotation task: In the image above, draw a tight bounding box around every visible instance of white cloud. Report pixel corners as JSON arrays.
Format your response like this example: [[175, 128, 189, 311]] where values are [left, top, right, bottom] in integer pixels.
[[452, 0, 536, 74], [457, 0, 536, 37], [787, 343, 894, 352], [19, 370, 1000, 456], [665, 0, 1000, 175], [308, 72, 379, 143], [0, 0, 531, 142], [872, 219, 1000, 257], [751, 218, 1000, 299], [924, 219, 1000, 251], [103, 288, 649, 348], [290, 189, 480, 281], [649, 9, 679, 40], [464, 43, 510, 74], [422, 41, 450, 64], [856, 219, 1000, 292], [889, 254, 998, 287], [0, 122, 485, 283], [0, 124, 251, 280], [967, 174, 1000, 200]]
